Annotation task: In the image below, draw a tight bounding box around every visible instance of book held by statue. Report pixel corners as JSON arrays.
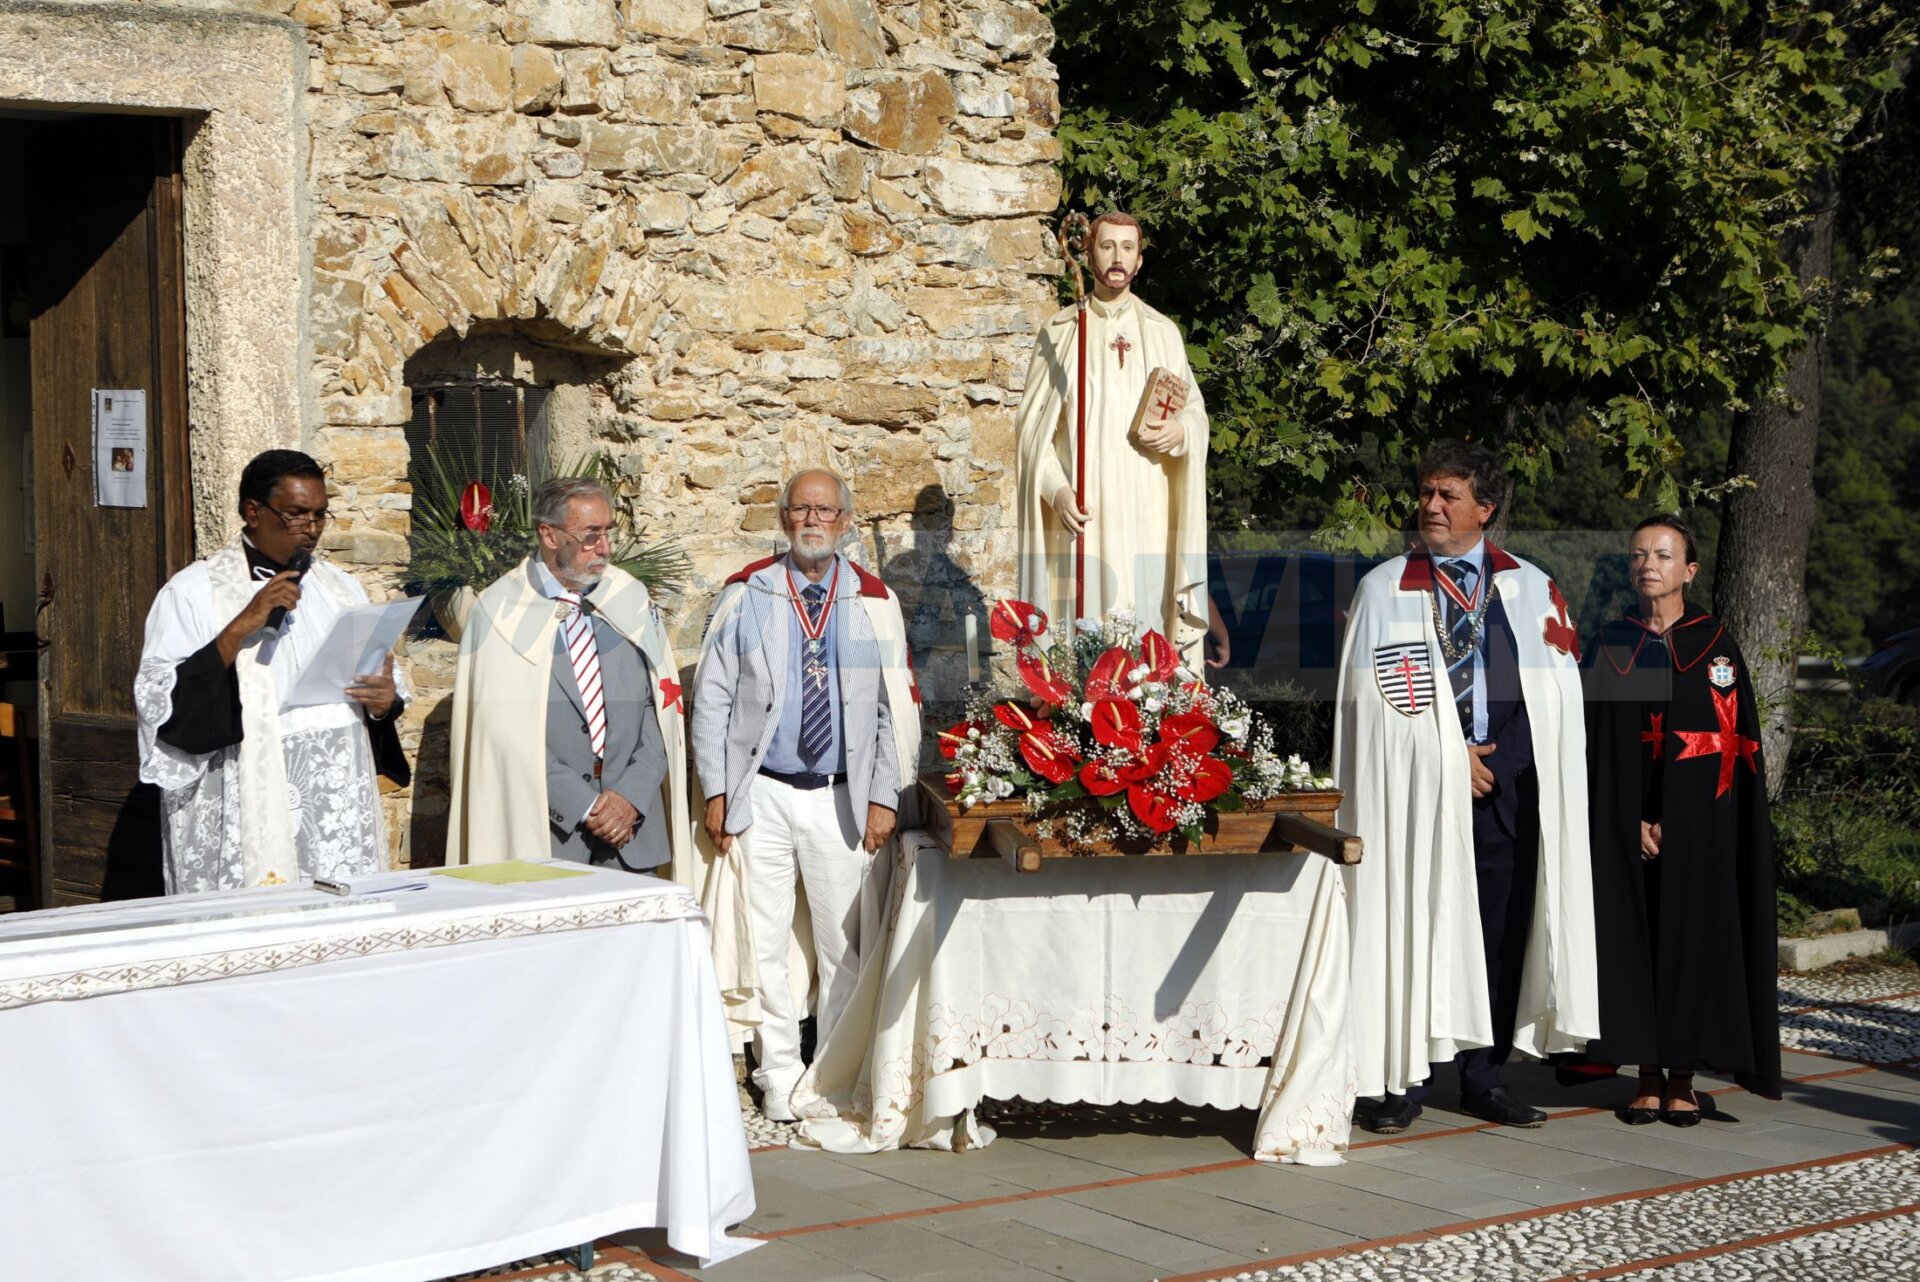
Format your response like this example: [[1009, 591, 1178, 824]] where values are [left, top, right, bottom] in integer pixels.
[[1128, 366, 1188, 440]]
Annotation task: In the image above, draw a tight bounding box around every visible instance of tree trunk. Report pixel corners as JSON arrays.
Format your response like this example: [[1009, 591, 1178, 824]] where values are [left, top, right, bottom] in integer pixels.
[[1715, 172, 1835, 797]]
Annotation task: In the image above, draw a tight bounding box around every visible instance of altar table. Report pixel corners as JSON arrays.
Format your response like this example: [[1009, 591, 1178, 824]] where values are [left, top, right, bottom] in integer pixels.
[[792, 833, 1354, 1163], [0, 866, 759, 1280]]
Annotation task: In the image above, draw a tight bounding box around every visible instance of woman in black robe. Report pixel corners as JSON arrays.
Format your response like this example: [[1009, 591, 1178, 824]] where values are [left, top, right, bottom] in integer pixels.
[[1584, 515, 1781, 1125]]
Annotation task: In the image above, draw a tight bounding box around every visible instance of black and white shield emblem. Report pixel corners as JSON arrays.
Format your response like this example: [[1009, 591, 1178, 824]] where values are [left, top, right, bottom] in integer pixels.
[[1374, 643, 1435, 717]]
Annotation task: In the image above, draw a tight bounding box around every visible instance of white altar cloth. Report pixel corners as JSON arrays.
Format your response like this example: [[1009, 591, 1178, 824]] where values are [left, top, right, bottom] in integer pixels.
[[0, 866, 759, 1279], [793, 833, 1354, 1163]]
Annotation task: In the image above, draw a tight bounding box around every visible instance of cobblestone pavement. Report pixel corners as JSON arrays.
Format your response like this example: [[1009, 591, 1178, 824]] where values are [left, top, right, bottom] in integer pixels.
[[451, 962, 1920, 1282], [1209, 1150, 1920, 1282]]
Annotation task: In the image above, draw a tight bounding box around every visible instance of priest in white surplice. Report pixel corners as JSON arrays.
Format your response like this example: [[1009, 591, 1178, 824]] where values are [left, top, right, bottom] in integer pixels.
[[1015, 210, 1211, 663], [135, 450, 411, 894]]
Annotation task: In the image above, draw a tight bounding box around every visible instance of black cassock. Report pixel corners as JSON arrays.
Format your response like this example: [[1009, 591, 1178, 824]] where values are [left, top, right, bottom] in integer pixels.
[[1583, 604, 1780, 1097]]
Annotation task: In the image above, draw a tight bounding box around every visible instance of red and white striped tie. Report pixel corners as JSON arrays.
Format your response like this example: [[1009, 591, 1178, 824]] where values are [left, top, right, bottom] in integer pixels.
[[557, 592, 606, 758]]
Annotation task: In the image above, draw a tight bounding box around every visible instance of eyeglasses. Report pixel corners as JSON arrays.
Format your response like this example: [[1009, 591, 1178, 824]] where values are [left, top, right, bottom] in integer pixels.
[[261, 503, 331, 531], [552, 525, 612, 549], [783, 504, 844, 521]]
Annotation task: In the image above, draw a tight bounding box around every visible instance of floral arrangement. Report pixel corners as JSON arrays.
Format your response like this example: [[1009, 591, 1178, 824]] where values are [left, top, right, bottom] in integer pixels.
[[940, 601, 1331, 849]]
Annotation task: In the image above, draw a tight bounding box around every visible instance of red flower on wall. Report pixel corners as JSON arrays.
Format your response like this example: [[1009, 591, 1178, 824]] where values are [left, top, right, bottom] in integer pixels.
[[459, 480, 493, 533]]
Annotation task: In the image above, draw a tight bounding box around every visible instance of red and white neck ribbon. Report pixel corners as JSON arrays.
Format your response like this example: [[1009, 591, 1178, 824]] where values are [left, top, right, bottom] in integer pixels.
[[786, 559, 841, 643]]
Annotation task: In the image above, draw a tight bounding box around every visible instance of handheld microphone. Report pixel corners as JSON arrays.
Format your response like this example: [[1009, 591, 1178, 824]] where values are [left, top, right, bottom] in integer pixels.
[[266, 548, 313, 631]]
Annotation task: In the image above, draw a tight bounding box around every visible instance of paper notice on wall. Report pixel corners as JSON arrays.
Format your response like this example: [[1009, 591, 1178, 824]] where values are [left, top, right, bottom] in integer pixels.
[[92, 389, 147, 508]]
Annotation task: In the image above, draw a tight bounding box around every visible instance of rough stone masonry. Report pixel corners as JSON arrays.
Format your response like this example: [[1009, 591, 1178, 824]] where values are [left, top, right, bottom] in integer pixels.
[[287, 0, 1062, 861]]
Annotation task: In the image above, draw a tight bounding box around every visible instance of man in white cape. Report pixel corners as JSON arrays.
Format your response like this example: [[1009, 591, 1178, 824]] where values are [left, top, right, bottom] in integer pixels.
[[1336, 440, 1598, 1132], [1014, 210, 1211, 664], [447, 481, 692, 875], [135, 449, 410, 893], [687, 469, 921, 1121]]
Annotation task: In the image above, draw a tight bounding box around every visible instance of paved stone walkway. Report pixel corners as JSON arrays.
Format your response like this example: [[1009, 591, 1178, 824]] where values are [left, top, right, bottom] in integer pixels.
[[463, 962, 1920, 1282]]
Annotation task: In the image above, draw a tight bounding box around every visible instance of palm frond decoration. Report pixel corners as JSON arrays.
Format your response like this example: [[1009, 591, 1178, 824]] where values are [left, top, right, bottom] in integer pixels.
[[409, 444, 690, 604]]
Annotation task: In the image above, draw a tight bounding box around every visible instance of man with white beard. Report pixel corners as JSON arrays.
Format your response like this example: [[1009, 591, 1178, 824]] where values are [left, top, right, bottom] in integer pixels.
[[690, 468, 920, 1121]]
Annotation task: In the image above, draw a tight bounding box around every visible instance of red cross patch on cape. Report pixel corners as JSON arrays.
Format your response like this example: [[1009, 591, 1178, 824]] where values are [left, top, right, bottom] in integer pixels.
[[1374, 643, 1435, 717], [1673, 687, 1760, 798], [659, 676, 683, 713], [1543, 579, 1580, 660]]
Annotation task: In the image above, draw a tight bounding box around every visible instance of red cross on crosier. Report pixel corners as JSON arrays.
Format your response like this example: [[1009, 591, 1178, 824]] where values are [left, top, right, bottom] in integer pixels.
[[1641, 711, 1664, 760], [1672, 688, 1759, 798], [1110, 334, 1133, 368], [659, 675, 683, 713], [1393, 653, 1424, 709]]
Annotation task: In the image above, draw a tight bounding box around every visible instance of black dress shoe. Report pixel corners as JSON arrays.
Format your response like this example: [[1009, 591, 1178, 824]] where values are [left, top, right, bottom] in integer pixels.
[[1360, 1094, 1423, 1134], [1619, 1105, 1660, 1125], [1461, 1086, 1548, 1128]]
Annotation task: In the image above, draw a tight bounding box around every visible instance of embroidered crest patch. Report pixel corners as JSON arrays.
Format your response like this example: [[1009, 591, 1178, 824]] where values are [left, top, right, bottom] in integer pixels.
[[1374, 643, 1435, 717], [1708, 656, 1737, 689]]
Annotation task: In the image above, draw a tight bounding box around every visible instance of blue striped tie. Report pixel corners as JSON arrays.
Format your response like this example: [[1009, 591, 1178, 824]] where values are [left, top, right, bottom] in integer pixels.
[[1441, 559, 1478, 737], [798, 583, 832, 767]]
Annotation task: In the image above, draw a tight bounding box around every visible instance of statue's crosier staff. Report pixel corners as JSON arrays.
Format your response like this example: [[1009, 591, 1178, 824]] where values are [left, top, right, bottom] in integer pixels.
[[1057, 210, 1092, 621]]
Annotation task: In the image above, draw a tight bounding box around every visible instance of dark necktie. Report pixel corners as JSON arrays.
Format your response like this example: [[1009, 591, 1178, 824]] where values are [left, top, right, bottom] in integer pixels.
[[1441, 558, 1478, 736], [798, 583, 832, 767]]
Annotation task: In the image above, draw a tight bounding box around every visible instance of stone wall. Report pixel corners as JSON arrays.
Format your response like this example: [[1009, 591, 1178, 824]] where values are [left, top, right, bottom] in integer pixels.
[[9, 0, 1061, 866], [290, 0, 1064, 862]]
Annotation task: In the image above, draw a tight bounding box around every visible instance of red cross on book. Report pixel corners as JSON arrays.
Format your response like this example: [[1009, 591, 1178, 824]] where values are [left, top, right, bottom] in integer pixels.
[[1128, 367, 1189, 441]]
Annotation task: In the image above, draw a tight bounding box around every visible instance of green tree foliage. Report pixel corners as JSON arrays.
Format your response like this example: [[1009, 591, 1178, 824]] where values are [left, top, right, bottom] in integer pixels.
[[1807, 264, 1920, 653], [1052, 0, 1909, 545]]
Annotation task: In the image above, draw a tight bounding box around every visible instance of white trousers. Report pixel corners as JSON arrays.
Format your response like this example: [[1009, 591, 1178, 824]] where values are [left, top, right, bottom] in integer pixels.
[[738, 776, 873, 1096]]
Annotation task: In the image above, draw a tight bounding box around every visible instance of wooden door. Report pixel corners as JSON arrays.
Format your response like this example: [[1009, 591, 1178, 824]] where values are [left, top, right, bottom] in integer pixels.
[[28, 115, 192, 905]]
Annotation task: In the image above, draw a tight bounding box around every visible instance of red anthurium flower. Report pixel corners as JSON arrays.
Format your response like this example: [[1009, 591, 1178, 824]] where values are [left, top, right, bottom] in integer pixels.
[[990, 599, 1048, 645], [1138, 630, 1178, 681], [1118, 742, 1165, 783], [937, 721, 982, 760], [993, 703, 1038, 733], [1019, 727, 1079, 784], [1089, 697, 1143, 751], [459, 480, 494, 533], [944, 772, 965, 794], [1127, 784, 1178, 833], [1160, 710, 1223, 756], [1079, 758, 1129, 796], [1179, 756, 1234, 803], [1016, 650, 1073, 706], [1085, 646, 1135, 702]]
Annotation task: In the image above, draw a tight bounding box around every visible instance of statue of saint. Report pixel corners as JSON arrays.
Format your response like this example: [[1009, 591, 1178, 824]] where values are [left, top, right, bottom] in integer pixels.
[[1014, 211, 1210, 663]]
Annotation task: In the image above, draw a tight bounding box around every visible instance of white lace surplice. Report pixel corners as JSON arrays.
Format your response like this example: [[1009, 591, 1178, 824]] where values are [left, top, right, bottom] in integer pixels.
[[135, 547, 397, 893]]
